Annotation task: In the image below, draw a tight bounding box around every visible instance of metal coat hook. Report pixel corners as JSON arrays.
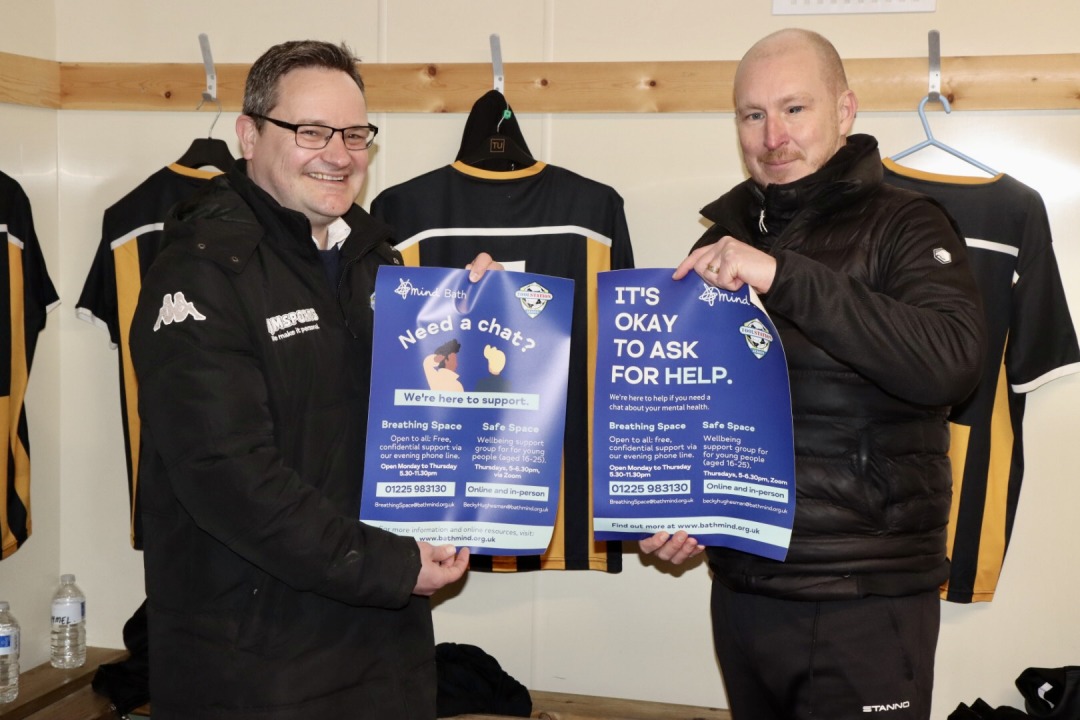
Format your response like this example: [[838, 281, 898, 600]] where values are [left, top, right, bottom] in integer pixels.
[[927, 29, 942, 102], [490, 33, 513, 133], [490, 34, 505, 94], [196, 33, 223, 137], [889, 29, 997, 176]]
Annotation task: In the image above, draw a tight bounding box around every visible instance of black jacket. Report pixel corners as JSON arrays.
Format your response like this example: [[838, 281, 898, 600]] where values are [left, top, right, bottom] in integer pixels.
[[130, 162, 435, 719], [698, 135, 986, 600]]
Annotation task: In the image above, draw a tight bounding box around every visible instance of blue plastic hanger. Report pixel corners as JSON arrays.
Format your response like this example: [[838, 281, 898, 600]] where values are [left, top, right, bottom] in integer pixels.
[[889, 94, 998, 176], [889, 30, 997, 177]]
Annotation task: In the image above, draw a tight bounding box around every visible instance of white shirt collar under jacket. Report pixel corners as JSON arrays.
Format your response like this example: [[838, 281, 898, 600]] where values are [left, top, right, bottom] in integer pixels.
[[316, 217, 352, 251]]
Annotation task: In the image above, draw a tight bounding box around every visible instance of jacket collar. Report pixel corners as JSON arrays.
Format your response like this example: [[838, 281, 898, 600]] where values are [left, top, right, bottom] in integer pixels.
[[221, 159, 396, 261], [701, 133, 883, 239]]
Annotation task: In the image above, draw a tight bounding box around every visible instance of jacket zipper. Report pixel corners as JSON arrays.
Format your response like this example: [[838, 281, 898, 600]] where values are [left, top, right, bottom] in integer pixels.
[[336, 242, 390, 339]]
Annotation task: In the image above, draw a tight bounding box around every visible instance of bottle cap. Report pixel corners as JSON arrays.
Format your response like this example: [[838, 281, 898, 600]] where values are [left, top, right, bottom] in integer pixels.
[[61, 574, 75, 584], [0, 601, 8, 611]]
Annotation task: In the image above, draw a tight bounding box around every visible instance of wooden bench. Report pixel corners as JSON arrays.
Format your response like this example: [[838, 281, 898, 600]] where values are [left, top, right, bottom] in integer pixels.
[[0, 647, 730, 720], [456, 690, 731, 720], [0, 647, 127, 720]]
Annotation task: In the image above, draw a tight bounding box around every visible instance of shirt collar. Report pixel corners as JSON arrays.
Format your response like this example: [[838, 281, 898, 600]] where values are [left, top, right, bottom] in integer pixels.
[[316, 217, 352, 251]]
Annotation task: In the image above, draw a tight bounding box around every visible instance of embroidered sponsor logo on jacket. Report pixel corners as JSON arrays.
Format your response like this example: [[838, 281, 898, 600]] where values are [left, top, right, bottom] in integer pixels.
[[153, 292, 207, 331], [266, 308, 320, 341]]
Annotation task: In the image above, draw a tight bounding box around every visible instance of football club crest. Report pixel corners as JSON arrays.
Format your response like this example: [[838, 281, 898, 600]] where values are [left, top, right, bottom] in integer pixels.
[[516, 281, 553, 318], [740, 318, 774, 359]]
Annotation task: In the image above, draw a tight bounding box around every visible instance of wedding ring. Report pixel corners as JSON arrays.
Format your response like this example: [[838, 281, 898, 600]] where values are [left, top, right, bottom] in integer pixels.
[[706, 264, 719, 274]]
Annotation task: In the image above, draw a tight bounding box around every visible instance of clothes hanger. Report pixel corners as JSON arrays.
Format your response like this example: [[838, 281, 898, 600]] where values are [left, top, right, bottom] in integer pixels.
[[175, 33, 236, 172], [888, 30, 997, 176], [455, 34, 536, 171], [889, 95, 997, 176]]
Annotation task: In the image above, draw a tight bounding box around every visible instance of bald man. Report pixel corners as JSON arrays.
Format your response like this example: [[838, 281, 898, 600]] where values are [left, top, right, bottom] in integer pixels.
[[641, 29, 985, 720]]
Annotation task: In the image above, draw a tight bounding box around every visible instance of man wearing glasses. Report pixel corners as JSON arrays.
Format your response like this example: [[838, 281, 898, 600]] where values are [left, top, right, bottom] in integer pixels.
[[130, 40, 493, 720]]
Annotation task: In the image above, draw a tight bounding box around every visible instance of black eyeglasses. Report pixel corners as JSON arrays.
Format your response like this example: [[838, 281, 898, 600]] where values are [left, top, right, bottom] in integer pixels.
[[250, 113, 378, 150]]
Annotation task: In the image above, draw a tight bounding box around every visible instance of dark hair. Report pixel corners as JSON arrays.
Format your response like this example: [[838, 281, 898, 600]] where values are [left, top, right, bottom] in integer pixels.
[[242, 40, 364, 126], [435, 339, 461, 357]]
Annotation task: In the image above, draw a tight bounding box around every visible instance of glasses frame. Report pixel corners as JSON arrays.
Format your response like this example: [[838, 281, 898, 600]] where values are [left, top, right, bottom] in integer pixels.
[[250, 113, 379, 150]]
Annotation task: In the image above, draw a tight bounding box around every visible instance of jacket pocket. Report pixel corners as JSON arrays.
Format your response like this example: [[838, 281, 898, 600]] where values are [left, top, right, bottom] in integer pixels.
[[854, 427, 889, 524], [233, 570, 280, 654]]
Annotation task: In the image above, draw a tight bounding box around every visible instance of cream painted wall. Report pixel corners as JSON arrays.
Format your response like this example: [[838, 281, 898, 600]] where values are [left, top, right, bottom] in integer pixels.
[[0, 104, 62, 671], [0, 0, 1077, 715], [0, 2, 61, 673]]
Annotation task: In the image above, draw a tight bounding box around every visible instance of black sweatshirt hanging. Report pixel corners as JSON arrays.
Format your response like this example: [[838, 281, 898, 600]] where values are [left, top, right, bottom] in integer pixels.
[[455, 89, 535, 171]]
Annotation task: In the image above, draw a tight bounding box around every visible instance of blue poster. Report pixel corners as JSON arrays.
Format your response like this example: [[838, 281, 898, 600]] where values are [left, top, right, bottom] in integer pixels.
[[593, 268, 795, 560], [361, 266, 573, 554]]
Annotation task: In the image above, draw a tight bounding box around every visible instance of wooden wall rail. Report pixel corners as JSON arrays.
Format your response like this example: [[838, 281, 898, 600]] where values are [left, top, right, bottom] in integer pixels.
[[0, 52, 61, 109], [2, 51, 1079, 113]]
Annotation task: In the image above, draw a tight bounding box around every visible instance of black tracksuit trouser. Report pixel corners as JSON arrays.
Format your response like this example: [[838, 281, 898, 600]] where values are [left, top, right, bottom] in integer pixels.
[[711, 580, 940, 720]]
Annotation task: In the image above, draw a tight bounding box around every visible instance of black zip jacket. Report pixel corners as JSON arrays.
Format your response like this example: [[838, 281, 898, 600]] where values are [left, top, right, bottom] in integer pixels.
[[130, 162, 435, 719], [697, 135, 986, 600]]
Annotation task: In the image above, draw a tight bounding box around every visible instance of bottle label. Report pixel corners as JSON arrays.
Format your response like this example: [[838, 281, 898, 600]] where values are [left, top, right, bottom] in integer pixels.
[[51, 599, 84, 626], [0, 629, 17, 655]]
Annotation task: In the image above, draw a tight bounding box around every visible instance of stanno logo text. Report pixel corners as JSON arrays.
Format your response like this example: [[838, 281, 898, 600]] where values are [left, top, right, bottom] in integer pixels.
[[863, 701, 912, 713]]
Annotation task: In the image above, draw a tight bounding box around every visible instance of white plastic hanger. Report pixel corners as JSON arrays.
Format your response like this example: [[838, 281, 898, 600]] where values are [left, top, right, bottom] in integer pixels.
[[889, 30, 997, 176]]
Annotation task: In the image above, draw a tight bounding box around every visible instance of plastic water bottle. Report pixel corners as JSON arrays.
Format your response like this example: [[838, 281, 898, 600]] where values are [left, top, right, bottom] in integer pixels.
[[50, 574, 86, 669], [0, 601, 19, 703]]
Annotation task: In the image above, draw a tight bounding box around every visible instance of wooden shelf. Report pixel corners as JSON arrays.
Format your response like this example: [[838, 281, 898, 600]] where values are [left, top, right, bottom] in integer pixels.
[[2, 52, 1079, 113]]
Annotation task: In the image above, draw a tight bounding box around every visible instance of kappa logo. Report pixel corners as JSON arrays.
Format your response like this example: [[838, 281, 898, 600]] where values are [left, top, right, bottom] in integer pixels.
[[515, 282, 553, 318], [933, 247, 953, 264], [740, 318, 774, 359], [153, 292, 207, 331]]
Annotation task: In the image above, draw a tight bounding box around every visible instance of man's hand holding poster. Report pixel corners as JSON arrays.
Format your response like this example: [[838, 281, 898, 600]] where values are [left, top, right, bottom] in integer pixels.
[[593, 268, 796, 561], [362, 267, 572, 554]]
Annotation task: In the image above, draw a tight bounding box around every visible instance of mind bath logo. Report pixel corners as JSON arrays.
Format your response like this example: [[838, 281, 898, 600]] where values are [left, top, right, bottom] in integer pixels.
[[699, 283, 752, 308], [394, 278, 441, 300], [699, 284, 721, 306], [394, 278, 415, 300]]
